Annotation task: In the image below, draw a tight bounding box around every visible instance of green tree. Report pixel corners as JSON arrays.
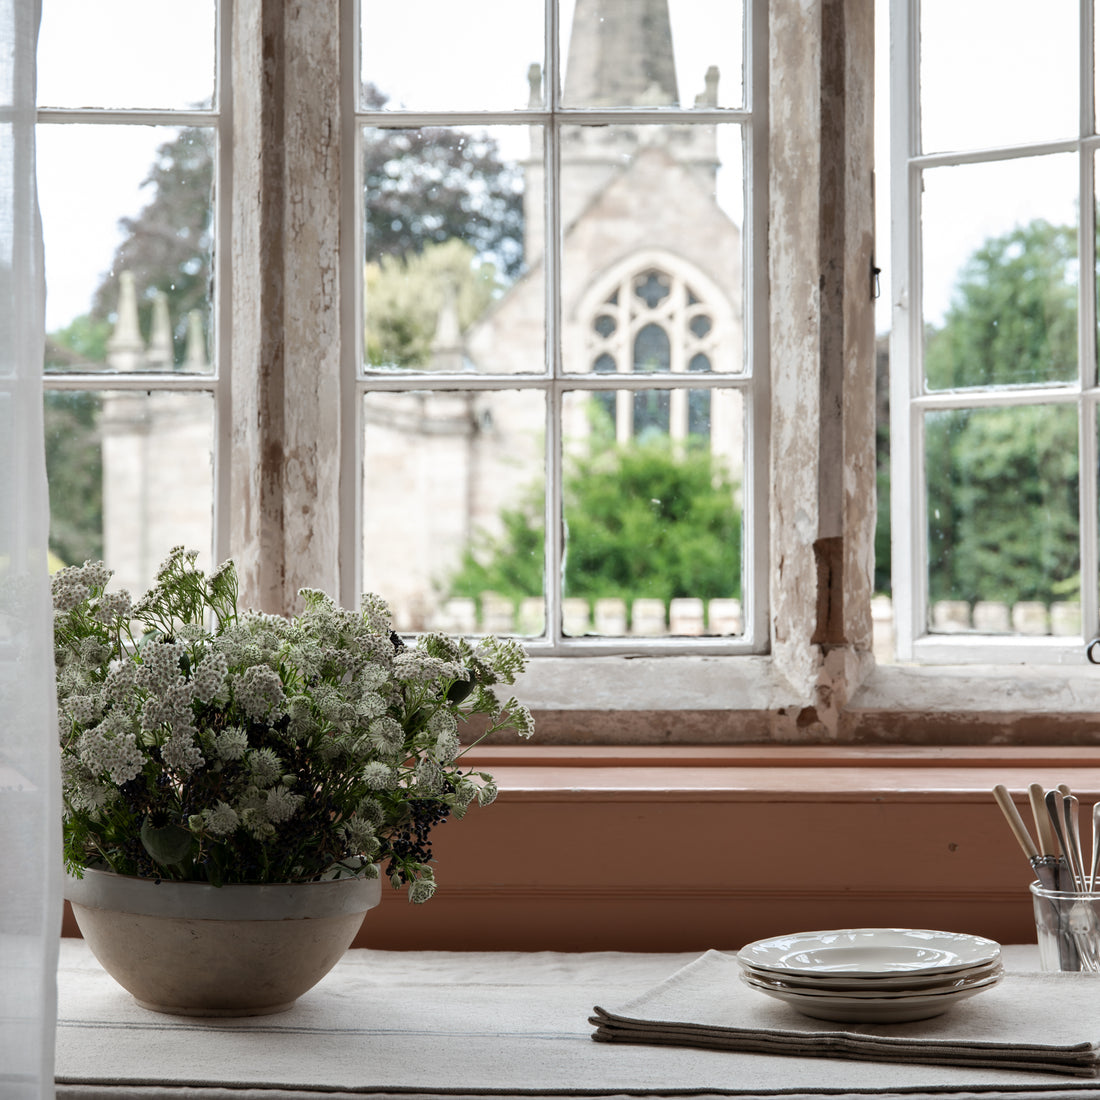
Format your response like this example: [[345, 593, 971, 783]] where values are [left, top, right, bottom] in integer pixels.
[[91, 126, 214, 366], [43, 391, 103, 567], [922, 219, 1080, 606], [361, 84, 524, 279], [365, 239, 499, 368], [77, 83, 523, 368], [447, 428, 741, 613], [925, 220, 1077, 390]]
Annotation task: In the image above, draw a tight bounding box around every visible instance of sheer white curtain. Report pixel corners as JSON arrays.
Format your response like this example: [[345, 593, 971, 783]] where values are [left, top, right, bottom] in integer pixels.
[[0, 1, 62, 1098]]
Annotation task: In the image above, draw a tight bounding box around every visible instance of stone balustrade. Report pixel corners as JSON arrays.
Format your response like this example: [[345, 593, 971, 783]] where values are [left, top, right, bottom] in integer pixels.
[[431, 594, 1085, 659]]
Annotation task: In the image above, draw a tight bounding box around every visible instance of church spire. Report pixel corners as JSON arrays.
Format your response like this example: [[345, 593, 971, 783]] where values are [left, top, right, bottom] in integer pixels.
[[562, 0, 679, 108]]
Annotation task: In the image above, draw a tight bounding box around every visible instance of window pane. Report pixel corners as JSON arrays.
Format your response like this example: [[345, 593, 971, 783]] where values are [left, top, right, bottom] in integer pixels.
[[921, 155, 1078, 390], [39, 125, 215, 374], [362, 125, 537, 374], [560, 387, 744, 637], [361, 390, 546, 635], [919, 0, 1076, 154], [361, 1, 543, 112], [37, 0, 216, 110], [44, 390, 215, 595], [560, 0, 744, 109], [561, 123, 743, 375], [925, 404, 1079, 633]]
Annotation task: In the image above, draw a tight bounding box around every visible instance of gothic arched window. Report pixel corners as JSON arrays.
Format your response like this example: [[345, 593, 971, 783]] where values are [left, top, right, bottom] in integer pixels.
[[586, 266, 719, 444]]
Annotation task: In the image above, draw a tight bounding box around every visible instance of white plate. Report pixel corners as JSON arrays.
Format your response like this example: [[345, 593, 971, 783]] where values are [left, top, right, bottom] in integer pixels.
[[737, 958, 1004, 993], [740, 971, 1002, 1023], [737, 928, 1001, 978], [740, 968, 1003, 1000]]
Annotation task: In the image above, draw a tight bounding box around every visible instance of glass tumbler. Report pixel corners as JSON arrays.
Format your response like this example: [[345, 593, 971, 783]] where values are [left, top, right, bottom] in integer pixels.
[[1030, 881, 1100, 972]]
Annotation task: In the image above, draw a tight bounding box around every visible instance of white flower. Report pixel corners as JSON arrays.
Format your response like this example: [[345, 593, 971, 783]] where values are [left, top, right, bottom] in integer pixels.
[[393, 651, 464, 685], [265, 786, 304, 824], [92, 589, 131, 625], [76, 724, 144, 785], [203, 801, 240, 837], [214, 726, 249, 761], [414, 755, 444, 794], [340, 813, 378, 851], [136, 639, 186, 694], [248, 747, 282, 787], [433, 728, 460, 763], [233, 664, 287, 720], [408, 875, 437, 904], [362, 761, 396, 790], [190, 651, 229, 705], [161, 725, 204, 775], [505, 701, 535, 740], [476, 780, 498, 807]]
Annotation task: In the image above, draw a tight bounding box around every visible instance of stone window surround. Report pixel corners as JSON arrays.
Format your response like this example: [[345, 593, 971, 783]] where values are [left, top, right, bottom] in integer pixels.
[[227, 0, 1100, 747]]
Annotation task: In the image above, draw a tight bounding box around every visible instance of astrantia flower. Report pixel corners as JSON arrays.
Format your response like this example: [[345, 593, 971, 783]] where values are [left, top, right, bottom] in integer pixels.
[[362, 760, 396, 790], [408, 875, 437, 904], [248, 747, 283, 787], [203, 801, 240, 837], [213, 726, 248, 761], [265, 785, 304, 824]]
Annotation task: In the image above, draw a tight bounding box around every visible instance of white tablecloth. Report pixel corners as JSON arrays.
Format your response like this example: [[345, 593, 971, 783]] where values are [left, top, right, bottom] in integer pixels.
[[55, 940, 1100, 1098]]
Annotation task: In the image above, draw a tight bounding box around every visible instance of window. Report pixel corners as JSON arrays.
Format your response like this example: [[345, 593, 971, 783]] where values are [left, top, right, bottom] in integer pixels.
[[36, 0, 765, 662], [356, 0, 765, 651], [37, 1, 225, 599], [888, 0, 1096, 663]]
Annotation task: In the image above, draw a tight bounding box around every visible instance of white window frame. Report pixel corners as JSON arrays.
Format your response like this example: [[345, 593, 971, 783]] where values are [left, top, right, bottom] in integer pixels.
[[342, 0, 770, 659], [888, 0, 1100, 665]]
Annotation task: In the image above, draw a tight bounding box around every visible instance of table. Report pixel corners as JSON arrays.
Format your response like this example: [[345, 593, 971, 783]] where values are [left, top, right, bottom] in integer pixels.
[[54, 940, 1100, 1099]]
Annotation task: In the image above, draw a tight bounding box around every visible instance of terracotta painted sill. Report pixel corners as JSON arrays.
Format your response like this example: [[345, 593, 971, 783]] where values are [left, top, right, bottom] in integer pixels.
[[60, 746, 1100, 953]]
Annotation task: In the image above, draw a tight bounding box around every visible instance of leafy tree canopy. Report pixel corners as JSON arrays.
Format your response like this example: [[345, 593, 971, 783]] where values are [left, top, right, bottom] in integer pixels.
[[77, 83, 524, 364], [924, 219, 1077, 390], [44, 392, 103, 568], [922, 218, 1080, 608], [447, 422, 742, 615], [362, 83, 525, 280], [365, 239, 499, 368]]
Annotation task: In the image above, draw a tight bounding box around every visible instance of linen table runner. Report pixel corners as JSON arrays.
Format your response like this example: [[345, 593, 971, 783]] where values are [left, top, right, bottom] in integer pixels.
[[591, 949, 1100, 1077]]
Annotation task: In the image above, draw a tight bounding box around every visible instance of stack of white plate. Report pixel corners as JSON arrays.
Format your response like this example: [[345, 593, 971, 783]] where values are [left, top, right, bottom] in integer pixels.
[[736, 928, 1003, 1023]]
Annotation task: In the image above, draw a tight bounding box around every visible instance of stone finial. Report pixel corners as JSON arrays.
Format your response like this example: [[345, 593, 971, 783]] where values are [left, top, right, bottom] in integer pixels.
[[694, 65, 720, 108], [147, 290, 173, 370], [430, 284, 464, 372], [184, 310, 209, 370], [527, 62, 542, 108], [106, 271, 145, 371]]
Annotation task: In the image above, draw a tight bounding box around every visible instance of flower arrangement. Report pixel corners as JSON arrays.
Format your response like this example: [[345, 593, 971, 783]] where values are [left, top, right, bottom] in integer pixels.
[[53, 547, 533, 902]]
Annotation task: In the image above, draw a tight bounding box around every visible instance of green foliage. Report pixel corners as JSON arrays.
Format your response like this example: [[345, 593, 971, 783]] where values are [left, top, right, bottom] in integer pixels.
[[922, 219, 1080, 607], [92, 127, 215, 365], [45, 314, 112, 370], [924, 220, 1077, 390], [365, 239, 499, 368], [362, 84, 525, 279], [926, 404, 1079, 606], [447, 427, 741, 616], [43, 391, 102, 568]]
